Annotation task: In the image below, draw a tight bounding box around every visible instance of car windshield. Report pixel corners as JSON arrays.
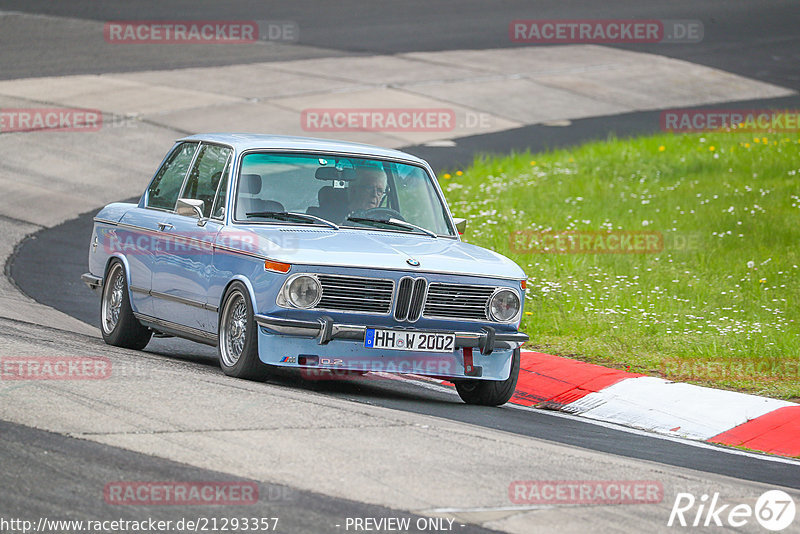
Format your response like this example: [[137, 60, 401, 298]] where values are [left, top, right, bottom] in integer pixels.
[[234, 152, 455, 236]]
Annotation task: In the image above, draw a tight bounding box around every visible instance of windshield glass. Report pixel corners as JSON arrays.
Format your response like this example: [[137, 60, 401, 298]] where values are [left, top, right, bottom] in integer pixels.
[[234, 152, 455, 236]]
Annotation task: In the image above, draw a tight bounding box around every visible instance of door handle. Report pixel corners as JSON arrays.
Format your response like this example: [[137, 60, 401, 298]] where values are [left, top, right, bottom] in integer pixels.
[[157, 222, 174, 231]]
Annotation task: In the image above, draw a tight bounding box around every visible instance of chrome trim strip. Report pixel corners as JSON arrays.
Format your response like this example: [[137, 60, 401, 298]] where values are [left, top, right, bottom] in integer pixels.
[[150, 290, 207, 310], [254, 314, 528, 354], [81, 273, 102, 291], [213, 242, 270, 261], [93, 217, 119, 226], [113, 220, 156, 233], [133, 312, 217, 344], [140, 289, 218, 312], [124, 284, 220, 313]]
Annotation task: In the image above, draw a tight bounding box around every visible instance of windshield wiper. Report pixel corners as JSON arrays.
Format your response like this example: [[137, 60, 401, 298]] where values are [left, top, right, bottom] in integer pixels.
[[246, 211, 339, 230], [346, 216, 437, 238]]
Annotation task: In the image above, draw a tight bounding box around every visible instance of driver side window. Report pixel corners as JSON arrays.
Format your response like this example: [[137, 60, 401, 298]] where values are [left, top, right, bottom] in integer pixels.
[[179, 143, 232, 218], [146, 142, 198, 211]]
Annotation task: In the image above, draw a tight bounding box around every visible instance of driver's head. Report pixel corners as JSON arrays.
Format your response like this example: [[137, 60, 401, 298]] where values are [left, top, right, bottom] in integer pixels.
[[348, 167, 388, 211]]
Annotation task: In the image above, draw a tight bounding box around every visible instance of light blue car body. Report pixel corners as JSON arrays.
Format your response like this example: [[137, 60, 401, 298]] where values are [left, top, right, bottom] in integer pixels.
[[86, 134, 527, 381]]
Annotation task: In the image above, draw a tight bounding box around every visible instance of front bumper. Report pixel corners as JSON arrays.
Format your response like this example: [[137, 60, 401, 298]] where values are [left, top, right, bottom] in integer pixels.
[[254, 314, 528, 356]]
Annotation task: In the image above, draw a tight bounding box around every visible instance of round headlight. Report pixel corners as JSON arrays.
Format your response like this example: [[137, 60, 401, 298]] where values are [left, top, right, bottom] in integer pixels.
[[488, 289, 520, 322], [286, 275, 321, 308]]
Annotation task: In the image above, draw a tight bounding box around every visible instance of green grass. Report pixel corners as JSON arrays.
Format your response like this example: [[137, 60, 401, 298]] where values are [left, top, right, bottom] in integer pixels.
[[440, 131, 800, 400]]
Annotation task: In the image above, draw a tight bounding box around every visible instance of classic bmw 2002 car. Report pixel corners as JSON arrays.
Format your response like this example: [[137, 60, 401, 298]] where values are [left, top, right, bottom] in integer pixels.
[[83, 134, 528, 405]]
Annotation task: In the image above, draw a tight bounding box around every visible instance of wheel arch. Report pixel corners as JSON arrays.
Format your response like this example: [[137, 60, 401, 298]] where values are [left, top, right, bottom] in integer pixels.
[[218, 275, 259, 319], [103, 254, 138, 312]]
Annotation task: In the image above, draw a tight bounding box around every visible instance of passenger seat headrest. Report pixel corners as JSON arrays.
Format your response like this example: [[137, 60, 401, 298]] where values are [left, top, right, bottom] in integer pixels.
[[240, 173, 262, 195]]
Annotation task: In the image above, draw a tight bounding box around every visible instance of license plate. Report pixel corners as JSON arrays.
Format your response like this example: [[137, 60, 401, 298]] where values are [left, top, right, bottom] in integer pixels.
[[365, 328, 455, 353]]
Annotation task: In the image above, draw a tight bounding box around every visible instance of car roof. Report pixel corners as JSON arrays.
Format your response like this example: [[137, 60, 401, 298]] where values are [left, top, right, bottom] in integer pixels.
[[177, 133, 427, 165]]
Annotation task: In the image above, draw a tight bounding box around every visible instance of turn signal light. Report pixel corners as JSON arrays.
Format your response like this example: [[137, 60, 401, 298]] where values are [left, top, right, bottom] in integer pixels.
[[520, 279, 527, 290], [264, 260, 291, 273]]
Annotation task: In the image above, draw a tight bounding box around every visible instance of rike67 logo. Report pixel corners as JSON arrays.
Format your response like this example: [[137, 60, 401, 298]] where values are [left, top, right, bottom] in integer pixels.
[[668, 490, 796, 531]]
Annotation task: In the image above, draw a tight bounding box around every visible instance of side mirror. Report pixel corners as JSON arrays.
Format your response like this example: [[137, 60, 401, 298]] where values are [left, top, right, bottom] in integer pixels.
[[453, 217, 467, 235], [177, 198, 205, 224]]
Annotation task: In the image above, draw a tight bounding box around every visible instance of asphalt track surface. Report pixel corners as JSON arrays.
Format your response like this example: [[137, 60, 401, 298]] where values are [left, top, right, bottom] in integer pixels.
[[4, 1, 800, 530], [0, 419, 500, 533], [0, 0, 798, 91], [0, 420, 499, 533]]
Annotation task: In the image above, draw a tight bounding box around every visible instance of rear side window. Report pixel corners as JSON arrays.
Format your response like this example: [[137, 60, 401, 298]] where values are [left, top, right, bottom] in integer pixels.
[[180, 144, 232, 218], [146, 142, 198, 210]]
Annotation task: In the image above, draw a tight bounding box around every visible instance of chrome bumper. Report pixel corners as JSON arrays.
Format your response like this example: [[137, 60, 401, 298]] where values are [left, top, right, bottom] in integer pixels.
[[81, 273, 103, 292], [254, 314, 528, 355]]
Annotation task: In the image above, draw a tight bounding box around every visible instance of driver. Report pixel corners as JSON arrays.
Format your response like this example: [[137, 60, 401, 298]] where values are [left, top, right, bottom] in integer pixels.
[[347, 167, 388, 213]]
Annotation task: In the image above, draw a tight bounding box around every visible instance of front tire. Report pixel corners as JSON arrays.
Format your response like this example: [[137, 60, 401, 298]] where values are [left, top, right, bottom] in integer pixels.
[[100, 260, 152, 350], [455, 348, 520, 406], [218, 282, 270, 381]]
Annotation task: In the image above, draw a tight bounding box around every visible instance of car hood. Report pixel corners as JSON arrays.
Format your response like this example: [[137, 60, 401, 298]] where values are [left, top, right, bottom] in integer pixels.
[[219, 225, 525, 280]]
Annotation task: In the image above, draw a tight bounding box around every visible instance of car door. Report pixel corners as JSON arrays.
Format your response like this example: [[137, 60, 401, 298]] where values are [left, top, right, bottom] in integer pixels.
[[150, 143, 232, 334], [116, 141, 199, 318]]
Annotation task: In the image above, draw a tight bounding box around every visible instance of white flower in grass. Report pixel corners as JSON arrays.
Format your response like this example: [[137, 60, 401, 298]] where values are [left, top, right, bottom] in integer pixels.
[[747, 260, 755, 269]]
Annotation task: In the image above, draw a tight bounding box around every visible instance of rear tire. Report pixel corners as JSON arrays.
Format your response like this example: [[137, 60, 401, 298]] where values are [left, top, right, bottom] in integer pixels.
[[100, 260, 152, 350], [455, 348, 520, 406], [218, 282, 270, 381]]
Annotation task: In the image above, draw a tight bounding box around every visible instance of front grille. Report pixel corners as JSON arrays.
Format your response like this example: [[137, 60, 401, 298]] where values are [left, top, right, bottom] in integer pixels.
[[316, 274, 394, 314], [394, 277, 427, 321], [408, 278, 427, 321], [394, 278, 414, 320], [423, 283, 495, 320]]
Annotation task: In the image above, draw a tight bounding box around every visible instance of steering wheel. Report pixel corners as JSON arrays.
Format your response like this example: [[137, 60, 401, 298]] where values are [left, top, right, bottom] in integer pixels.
[[362, 207, 406, 221]]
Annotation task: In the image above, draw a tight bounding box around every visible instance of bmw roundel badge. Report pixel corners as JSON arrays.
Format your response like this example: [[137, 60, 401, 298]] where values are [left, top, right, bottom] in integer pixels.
[[406, 258, 420, 267]]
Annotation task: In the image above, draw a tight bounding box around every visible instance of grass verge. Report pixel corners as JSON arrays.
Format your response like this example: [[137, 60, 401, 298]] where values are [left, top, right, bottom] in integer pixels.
[[440, 130, 799, 400]]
